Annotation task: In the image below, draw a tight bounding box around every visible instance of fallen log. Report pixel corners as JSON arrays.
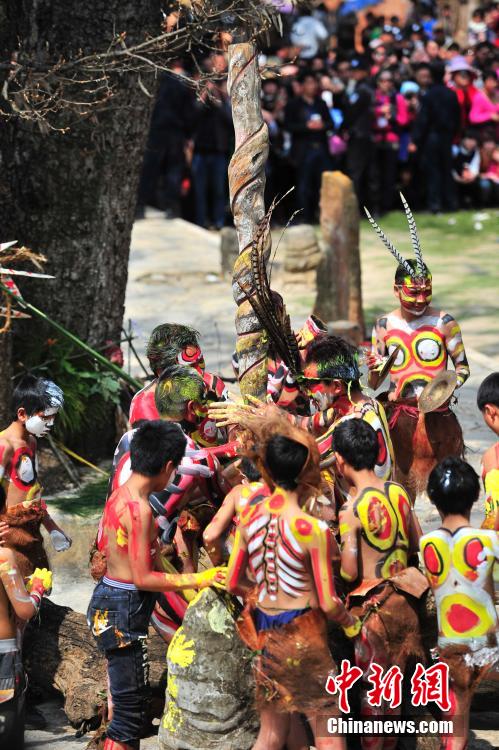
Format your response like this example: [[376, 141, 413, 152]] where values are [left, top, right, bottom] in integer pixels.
[[23, 598, 168, 730]]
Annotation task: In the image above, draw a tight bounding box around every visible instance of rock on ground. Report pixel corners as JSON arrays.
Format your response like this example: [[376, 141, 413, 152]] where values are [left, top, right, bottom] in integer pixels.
[[158, 588, 258, 750]]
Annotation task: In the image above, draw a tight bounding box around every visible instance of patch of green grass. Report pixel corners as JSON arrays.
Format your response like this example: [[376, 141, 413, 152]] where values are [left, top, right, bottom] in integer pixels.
[[361, 208, 499, 257], [48, 477, 108, 517]]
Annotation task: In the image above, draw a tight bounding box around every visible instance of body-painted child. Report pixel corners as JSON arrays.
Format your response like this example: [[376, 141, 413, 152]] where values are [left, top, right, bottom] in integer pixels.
[[0, 532, 52, 747], [0, 375, 71, 577], [365, 197, 470, 499], [88, 420, 225, 750], [334, 419, 427, 750], [226, 408, 361, 750], [420, 457, 499, 750], [477, 372, 499, 531], [202, 458, 269, 565]]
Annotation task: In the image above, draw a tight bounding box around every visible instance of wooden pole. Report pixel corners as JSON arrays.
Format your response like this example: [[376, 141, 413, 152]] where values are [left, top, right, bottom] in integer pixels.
[[314, 171, 365, 337], [227, 41, 270, 400]]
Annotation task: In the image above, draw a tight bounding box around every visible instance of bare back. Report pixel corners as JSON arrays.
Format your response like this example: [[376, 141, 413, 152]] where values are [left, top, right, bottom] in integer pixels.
[[339, 481, 418, 583]]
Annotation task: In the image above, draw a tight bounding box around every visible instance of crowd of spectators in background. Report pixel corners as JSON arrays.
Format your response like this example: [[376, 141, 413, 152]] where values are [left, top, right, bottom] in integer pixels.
[[136, 0, 499, 226]]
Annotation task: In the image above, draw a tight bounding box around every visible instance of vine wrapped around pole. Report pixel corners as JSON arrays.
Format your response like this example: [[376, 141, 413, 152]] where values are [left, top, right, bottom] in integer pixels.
[[228, 41, 270, 401]]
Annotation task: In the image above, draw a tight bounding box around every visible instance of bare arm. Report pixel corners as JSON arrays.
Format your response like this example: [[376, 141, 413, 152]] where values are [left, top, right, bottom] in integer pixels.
[[0, 439, 13, 482], [339, 504, 360, 583], [127, 500, 224, 592], [0, 549, 46, 621], [309, 521, 360, 635], [443, 314, 470, 389], [203, 488, 238, 565], [408, 507, 423, 555], [226, 526, 252, 596], [367, 320, 387, 389], [482, 448, 499, 528]]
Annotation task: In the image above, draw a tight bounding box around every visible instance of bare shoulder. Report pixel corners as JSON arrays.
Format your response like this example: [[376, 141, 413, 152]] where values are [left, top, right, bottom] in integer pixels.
[[483, 444, 499, 474], [375, 311, 393, 330], [0, 435, 14, 456], [439, 311, 461, 330]]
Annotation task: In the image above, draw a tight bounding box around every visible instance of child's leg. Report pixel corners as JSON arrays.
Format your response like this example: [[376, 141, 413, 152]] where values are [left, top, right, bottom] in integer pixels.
[[441, 683, 470, 750], [305, 710, 346, 750], [252, 707, 290, 750], [107, 665, 114, 721], [285, 713, 310, 750], [105, 639, 150, 750]]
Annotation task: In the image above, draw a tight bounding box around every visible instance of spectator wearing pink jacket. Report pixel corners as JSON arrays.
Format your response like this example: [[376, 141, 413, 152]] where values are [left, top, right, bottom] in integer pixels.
[[469, 70, 499, 136], [370, 70, 408, 214]]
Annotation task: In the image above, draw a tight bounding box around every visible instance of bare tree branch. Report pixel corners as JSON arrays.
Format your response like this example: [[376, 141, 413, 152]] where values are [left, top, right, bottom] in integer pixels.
[[0, 0, 283, 130]]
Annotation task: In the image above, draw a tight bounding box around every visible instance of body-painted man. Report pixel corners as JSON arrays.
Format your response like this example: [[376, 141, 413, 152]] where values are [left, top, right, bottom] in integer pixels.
[[226, 410, 361, 750], [0, 375, 71, 577], [420, 457, 499, 750], [89, 421, 225, 750], [300, 335, 394, 503], [211, 336, 393, 517], [334, 419, 427, 750], [103, 366, 229, 642], [129, 323, 228, 447], [365, 197, 470, 499], [477, 373, 499, 531], [0, 532, 52, 746]]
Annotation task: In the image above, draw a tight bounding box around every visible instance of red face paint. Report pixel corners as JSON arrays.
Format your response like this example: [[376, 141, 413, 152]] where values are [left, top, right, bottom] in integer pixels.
[[397, 275, 432, 315]]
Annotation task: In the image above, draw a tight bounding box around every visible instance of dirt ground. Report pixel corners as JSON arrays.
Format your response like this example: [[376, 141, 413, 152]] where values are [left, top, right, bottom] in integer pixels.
[[26, 210, 499, 749]]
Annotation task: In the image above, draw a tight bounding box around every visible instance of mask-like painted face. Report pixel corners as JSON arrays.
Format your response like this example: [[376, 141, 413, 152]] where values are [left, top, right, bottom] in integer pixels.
[[397, 275, 432, 316], [177, 345, 205, 372], [25, 407, 58, 438], [307, 384, 332, 412], [299, 363, 339, 411]]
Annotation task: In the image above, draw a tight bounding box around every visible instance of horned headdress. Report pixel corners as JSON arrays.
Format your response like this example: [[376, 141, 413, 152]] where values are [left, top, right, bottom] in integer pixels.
[[364, 194, 429, 280]]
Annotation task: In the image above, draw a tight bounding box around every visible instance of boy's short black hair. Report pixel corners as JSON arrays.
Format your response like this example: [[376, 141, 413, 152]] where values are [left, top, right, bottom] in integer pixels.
[[265, 435, 308, 491], [477, 372, 499, 410], [332, 418, 379, 471], [11, 374, 64, 420], [394, 258, 430, 284], [130, 420, 186, 476], [240, 457, 261, 483], [427, 457, 479, 516]]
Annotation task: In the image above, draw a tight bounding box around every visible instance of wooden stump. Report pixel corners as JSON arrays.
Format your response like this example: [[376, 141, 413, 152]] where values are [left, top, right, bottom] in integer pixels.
[[23, 599, 168, 730], [314, 171, 365, 336]]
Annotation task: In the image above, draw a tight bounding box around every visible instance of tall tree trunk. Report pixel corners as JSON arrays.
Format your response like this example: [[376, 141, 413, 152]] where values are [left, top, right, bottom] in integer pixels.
[[0, 1, 160, 432], [228, 42, 270, 401]]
